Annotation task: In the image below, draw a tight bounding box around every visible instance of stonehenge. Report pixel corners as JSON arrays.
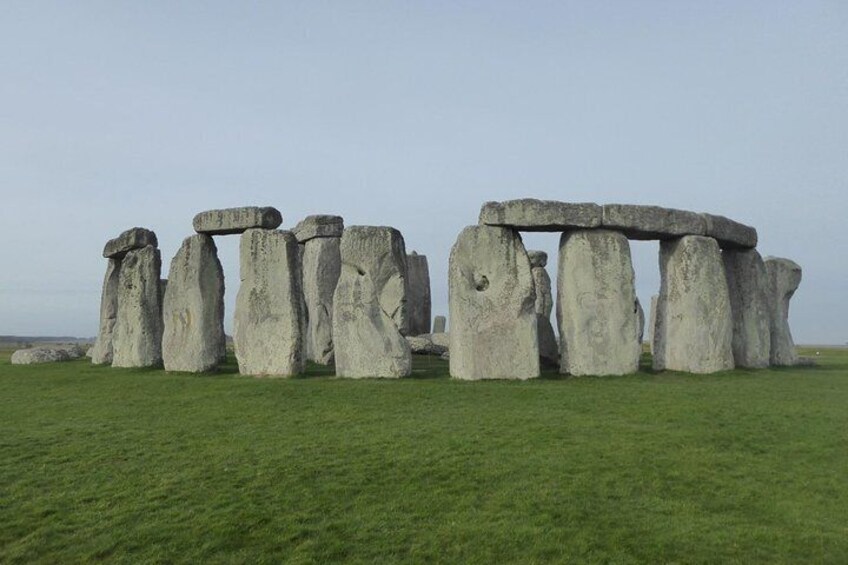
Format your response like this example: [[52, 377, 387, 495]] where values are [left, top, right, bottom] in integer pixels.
[[528, 250, 559, 368], [433, 315, 447, 334], [723, 249, 771, 368], [764, 257, 802, 366], [406, 251, 432, 336], [112, 245, 164, 368], [90, 258, 120, 364], [192, 206, 282, 235]]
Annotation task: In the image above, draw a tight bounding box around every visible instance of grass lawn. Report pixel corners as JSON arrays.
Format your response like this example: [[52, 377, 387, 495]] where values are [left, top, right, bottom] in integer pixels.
[[1, 347, 847, 563]]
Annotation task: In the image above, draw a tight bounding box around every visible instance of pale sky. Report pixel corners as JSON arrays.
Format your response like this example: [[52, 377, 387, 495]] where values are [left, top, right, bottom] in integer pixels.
[[1, 1, 846, 344]]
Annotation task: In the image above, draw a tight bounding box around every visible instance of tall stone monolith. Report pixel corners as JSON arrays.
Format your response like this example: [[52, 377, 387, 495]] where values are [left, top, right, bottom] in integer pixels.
[[234, 229, 305, 377], [406, 251, 432, 336], [112, 245, 163, 368], [528, 250, 558, 368], [764, 257, 802, 366], [449, 226, 538, 380], [648, 294, 658, 354], [90, 258, 121, 365], [433, 315, 447, 334], [636, 297, 645, 345], [333, 226, 411, 378], [723, 249, 771, 368], [557, 230, 640, 376], [653, 235, 734, 373], [162, 234, 226, 372]]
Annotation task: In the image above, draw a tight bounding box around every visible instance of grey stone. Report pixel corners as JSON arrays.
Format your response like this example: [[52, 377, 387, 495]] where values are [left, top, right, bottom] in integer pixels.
[[529, 250, 558, 368], [57, 344, 86, 359], [293, 215, 344, 243], [479, 199, 602, 232], [702, 214, 757, 249], [406, 335, 448, 356], [11, 347, 72, 364], [636, 297, 645, 344], [449, 226, 539, 380], [764, 257, 802, 366], [301, 236, 341, 365], [723, 249, 771, 368], [103, 228, 158, 259], [332, 226, 411, 378], [234, 229, 305, 376], [193, 206, 282, 236], [112, 245, 164, 368], [653, 236, 734, 373], [90, 258, 121, 364], [433, 315, 447, 333], [602, 204, 707, 240], [406, 252, 432, 335], [162, 234, 226, 372], [648, 294, 658, 353], [430, 332, 450, 349], [557, 230, 640, 376], [528, 250, 548, 268]]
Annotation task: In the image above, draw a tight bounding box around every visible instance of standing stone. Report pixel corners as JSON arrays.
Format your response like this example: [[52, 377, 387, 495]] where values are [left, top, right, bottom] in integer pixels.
[[528, 250, 559, 368], [648, 294, 659, 354], [653, 235, 734, 373], [112, 245, 163, 368], [162, 234, 226, 372], [764, 257, 802, 366], [300, 236, 342, 364], [333, 226, 411, 378], [723, 249, 771, 368], [557, 230, 640, 376], [90, 258, 121, 365], [406, 252, 432, 336], [234, 229, 305, 376], [433, 315, 447, 333], [449, 226, 538, 380], [636, 297, 645, 344]]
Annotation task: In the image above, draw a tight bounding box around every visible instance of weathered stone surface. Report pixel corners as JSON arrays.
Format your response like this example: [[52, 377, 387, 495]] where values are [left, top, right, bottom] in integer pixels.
[[648, 295, 658, 353], [602, 204, 707, 240], [653, 236, 734, 373], [557, 230, 640, 376], [703, 214, 757, 249], [11, 347, 72, 364], [430, 332, 449, 349], [406, 252, 432, 336], [293, 215, 344, 243], [333, 226, 411, 378], [433, 315, 447, 333], [103, 228, 158, 259], [529, 250, 558, 368], [764, 257, 802, 366], [449, 226, 539, 380], [234, 229, 305, 376], [479, 199, 602, 232], [723, 249, 771, 368], [301, 236, 341, 364], [162, 234, 226, 372], [90, 258, 121, 364], [57, 344, 86, 359], [193, 207, 282, 236], [406, 335, 448, 356], [112, 246, 164, 368], [636, 297, 645, 344]]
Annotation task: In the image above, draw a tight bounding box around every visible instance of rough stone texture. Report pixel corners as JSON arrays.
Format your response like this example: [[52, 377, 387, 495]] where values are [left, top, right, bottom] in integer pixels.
[[112, 245, 164, 368], [406, 335, 448, 356], [430, 332, 449, 349], [433, 315, 447, 333], [162, 234, 226, 372], [449, 226, 539, 380], [529, 250, 558, 368], [11, 347, 72, 364], [636, 297, 645, 344], [479, 199, 602, 232], [103, 228, 158, 259], [557, 230, 640, 376], [702, 214, 758, 249], [764, 257, 802, 366], [648, 295, 658, 353], [333, 226, 411, 378], [653, 236, 734, 373], [293, 215, 344, 243], [234, 229, 305, 376], [301, 236, 341, 365], [57, 344, 86, 359], [90, 258, 121, 364], [723, 249, 771, 368], [602, 204, 707, 240], [193, 207, 282, 236], [406, 252, 432, 336]]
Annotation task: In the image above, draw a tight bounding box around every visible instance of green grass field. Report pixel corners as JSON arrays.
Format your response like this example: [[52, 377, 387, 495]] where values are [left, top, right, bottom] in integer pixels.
[[1, 347, 847, 563]]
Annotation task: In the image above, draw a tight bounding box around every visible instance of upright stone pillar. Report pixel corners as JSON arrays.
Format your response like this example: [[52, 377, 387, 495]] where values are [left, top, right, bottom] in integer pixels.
[[648, 294, 658, 354], [293, 215, 344, 365], [635, 297, 645, 345], [558, 230, 640, 376], [112, 245, 164, 368], [433, 315, 447, 334], [723, 249, 771, 368], [406, 251, 432, 336], [333, 226, 411, 378], [653, 235, 734, 373], [162, 234, 226, 372], [91, 258, 121, 365], [449, 226, 538, 380], [764, 257, 802, 366], [528, 250, 559, 368], [234, 229, 305, 377]]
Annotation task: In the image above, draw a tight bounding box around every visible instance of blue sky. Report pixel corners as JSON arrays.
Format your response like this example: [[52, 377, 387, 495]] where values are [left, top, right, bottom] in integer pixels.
[[1, 1, 846, 343]]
